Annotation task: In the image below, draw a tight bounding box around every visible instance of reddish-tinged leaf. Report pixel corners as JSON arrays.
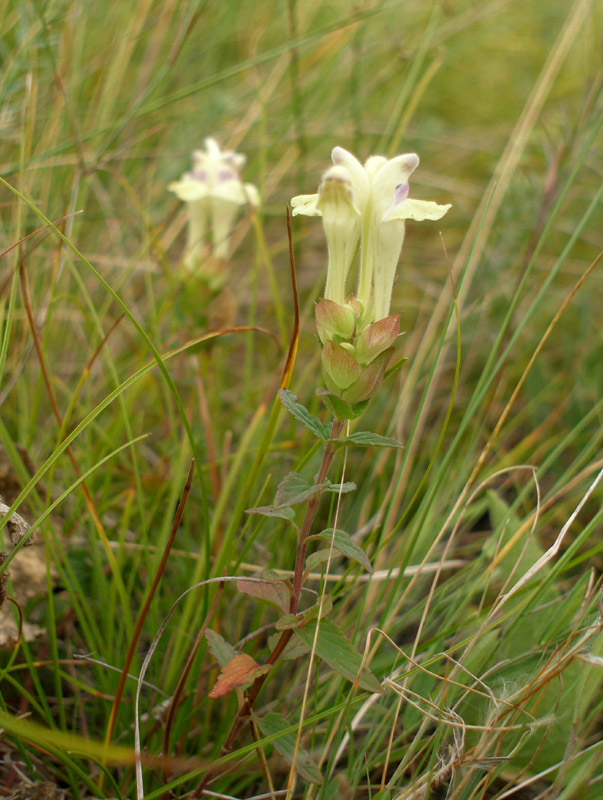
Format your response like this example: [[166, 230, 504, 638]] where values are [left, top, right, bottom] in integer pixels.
[[341, 348, 392, 404], [236, 579, 291, 613], [314, 298, 355, 344], [322, 341, 362, 391], [209, 654, 271, 698]]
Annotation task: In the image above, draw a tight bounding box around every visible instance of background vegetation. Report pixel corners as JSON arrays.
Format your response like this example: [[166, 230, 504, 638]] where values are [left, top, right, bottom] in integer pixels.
[[0, 0, 601, 797]]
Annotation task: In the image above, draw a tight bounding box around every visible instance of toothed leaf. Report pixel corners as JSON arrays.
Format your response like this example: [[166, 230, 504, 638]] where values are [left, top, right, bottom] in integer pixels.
[[308, 529, 372, 573], [278, 389, 330, 441], [245, 503, 299, 530], [209, 654, 270, 697], [331, 431, 403, 448], [293, 617, 383, 694], [275, 472, 326, 508]]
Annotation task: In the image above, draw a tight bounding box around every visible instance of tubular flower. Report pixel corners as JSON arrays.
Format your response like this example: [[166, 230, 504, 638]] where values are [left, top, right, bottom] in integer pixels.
[[291, 146, 451, 416], [169, 138, 260, 274], [292, 146, 450, 324], [292, 166, 361, 307]]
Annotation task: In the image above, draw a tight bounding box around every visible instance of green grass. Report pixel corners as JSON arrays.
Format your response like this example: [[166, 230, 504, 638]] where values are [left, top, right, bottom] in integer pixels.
[[0, 0, 601, 797]]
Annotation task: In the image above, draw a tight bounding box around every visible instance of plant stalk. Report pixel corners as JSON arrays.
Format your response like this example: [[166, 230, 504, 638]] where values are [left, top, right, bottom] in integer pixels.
[[193, 418, 344, 795]]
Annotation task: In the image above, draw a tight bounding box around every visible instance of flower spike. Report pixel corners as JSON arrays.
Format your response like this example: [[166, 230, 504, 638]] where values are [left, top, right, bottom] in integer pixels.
[[292, 144, 451, 415], [292, 146, 450, 324]]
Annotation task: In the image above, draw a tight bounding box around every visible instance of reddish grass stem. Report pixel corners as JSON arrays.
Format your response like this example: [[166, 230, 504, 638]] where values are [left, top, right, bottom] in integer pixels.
[[102, 461, 195, 779]]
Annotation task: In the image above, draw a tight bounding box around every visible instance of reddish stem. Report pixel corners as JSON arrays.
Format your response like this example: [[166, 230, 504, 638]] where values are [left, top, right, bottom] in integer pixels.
[[192, 419, 344, 795]]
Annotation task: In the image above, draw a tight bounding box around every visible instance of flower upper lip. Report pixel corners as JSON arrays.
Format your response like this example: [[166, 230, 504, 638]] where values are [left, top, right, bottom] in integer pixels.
[[291, 146, 451, 323]]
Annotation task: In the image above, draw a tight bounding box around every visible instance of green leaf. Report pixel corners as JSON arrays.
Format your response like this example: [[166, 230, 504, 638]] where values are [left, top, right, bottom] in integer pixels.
[[316, 388, 368, 421], [275, 613, 300, 631], [205, 629, 236, 668], [383, 356, 408, 380], [267, 632, 310, 661], [255, 711, 323, 785], [331, 431, 403, 448], [245, 503, 299, 531], [485, 490, 558, 635], [301, 594, 333, 622], [275, 596, 333, 630], [325, 480, 357, 494], [485, 490, 549, 583], [293, 617, 383, 694], [275, 472, 325, 508], [279, 389, 329, 441], [308, 529, 373, 573], [321, 393, 355, 420], [305, 549, 332, 572], [270, 474, 353, 512], [350, 399, 371, 417]]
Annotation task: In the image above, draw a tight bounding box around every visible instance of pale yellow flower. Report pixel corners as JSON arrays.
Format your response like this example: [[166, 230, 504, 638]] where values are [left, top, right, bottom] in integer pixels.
[[292, 146, 451, 323], [169, 137, 259, 266]]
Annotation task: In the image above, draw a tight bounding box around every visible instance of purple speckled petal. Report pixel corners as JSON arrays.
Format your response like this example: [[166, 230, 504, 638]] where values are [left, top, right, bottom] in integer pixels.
[[190, 169, 208, 182], [218, 169, 234, 182], [395, 182, 410, 204]]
